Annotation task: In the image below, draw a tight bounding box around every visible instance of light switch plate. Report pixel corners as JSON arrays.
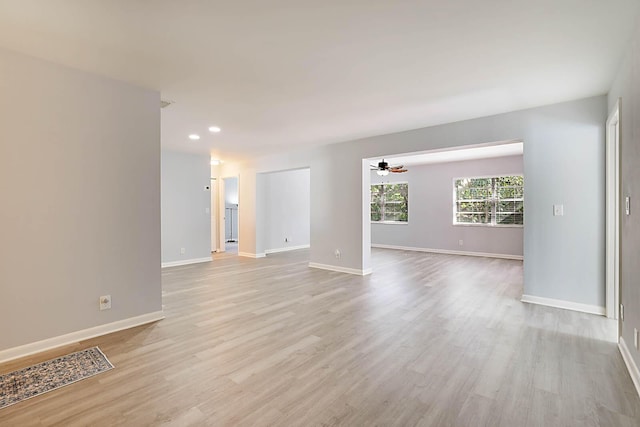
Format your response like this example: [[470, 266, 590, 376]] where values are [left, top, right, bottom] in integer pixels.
[[626, 197, 631, 216]]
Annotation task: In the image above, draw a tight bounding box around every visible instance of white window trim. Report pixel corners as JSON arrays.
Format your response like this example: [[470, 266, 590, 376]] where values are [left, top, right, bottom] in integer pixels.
[[452, 174, 524, 227], [371, 181, 409, 224]]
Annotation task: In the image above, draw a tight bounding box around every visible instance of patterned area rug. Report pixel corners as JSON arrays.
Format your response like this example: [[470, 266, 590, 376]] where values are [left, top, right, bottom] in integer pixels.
[[0, 347, 113, 409]]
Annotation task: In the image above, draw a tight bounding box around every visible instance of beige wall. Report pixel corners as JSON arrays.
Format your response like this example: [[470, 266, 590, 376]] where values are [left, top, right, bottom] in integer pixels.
[[0, 48, 162, 352]]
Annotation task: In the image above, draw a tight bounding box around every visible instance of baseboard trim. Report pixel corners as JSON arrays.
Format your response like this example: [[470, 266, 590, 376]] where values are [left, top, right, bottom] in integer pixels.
[[308, 262, 372, 276], [0, 311, 165, 364], [371, 244, 523, 260], [162, 257, 211, 268], [521, 294, 605, 316], [238, 252, 266, 258], [265, 244, 310, 254], [619, 337, 640, 398]]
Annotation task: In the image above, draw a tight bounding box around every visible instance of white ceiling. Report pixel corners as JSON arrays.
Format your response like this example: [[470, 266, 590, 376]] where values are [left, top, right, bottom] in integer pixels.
[[0, 1, 637, 163], [371, 141, 523, 167]]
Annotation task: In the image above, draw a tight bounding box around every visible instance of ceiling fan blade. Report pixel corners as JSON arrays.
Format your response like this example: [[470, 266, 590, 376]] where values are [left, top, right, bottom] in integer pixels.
[[389, 165, 404, 170], [391, 169, 408, 173]]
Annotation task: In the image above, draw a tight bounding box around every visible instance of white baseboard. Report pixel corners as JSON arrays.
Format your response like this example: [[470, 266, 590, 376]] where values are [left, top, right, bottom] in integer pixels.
[[265, 244, 310, 254], [238, 252, 266, 258], [371, 244, 523, 260], [521, 294, 605, 316], [162, 257, 211, 268], [619, 337, 640, 398], [309, 262, 372, 276], [0, 311, 165, 364]]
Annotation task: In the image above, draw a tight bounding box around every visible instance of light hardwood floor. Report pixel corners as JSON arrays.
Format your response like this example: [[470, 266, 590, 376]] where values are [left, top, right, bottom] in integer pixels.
[[1, 248, 639, 426]]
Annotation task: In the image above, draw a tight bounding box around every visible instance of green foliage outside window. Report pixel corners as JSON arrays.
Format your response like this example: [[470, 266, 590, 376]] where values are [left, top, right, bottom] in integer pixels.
[[455, 176, 523, 225], [371, 183, 408, 222]]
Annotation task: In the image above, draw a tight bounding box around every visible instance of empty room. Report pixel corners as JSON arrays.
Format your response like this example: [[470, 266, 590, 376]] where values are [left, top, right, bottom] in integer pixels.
[[2, 1, 640, 426]]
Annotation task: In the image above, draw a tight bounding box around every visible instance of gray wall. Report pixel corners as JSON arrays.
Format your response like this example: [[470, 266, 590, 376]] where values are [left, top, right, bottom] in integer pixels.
[[0, 48, 162, 351], [227, 95, 606, 308], [371, 156, 523, 257], [261, 169, 310, 252], [161, 151, 212, 264], [609, 22, 640, 368]]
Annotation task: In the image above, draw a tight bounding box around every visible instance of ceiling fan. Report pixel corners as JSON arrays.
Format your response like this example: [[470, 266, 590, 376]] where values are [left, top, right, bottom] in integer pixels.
[[370, 159, 407, 176]]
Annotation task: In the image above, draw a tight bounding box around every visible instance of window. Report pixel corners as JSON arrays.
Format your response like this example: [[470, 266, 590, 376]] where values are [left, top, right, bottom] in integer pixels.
[[371, 183, 408, 222], [454, 175, 523, 225]]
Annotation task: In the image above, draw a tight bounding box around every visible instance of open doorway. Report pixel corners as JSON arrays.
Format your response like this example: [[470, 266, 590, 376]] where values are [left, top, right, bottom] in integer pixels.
[[223, 176, 239, 254], [258, 168, 310, 257], [365, 140, 525, 273]]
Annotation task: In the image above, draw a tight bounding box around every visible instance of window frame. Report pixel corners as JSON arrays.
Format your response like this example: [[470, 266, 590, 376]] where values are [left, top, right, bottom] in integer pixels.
[[371, 181, 409, 224], [452, 174, 524, 228]]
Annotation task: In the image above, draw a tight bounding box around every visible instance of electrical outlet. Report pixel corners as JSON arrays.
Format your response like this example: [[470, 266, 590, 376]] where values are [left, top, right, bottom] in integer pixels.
[[553, 204, 564, 216], [180, 248, 186, 255], [100, 295, 111, 311], [335, 249, 341, 259], [458, 239, 463, 246]]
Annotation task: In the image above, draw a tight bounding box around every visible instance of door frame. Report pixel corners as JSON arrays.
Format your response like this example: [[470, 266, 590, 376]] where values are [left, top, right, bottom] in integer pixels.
[[210, 177, 219, 253], [605, 99, 620, 321]]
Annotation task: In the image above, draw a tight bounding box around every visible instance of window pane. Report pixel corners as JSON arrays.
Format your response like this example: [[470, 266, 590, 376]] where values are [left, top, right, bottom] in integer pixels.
[[371, 203, 381, 221], [456, 212, 491, 224], [457, 201, 490, 213], [371, 183, 408, 222], [495, 175, 523, 225], [371, 185, 383, 204], [497, 213, 523, 225]]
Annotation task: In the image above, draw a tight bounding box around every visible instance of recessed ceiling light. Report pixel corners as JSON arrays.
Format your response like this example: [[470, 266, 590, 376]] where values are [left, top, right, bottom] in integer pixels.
[[210, 159, 221, 166], [189, 134, 200, 140], [208, 126, 221, 133]]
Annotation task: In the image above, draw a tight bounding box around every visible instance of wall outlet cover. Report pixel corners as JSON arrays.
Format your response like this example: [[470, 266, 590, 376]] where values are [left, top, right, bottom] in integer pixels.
[[100, 295, 111, 311], [553, 204, 564, 216]]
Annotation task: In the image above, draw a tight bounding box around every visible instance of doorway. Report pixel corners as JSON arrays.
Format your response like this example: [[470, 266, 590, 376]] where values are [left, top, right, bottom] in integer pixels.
[[223, 176, 239, 254]]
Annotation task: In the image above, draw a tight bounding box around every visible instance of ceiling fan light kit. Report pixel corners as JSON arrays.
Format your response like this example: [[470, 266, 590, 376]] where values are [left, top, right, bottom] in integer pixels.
[[372, 159, 408, 175]]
